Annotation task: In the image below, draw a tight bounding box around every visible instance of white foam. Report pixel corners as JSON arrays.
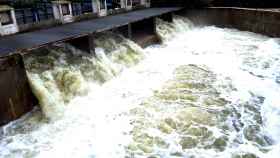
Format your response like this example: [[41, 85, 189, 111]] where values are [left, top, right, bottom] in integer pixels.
[[1, 17, 280, 158]]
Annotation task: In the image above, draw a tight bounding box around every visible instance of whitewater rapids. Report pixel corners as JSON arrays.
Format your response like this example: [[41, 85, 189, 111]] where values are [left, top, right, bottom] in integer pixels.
[[0, 16, 280, 158]]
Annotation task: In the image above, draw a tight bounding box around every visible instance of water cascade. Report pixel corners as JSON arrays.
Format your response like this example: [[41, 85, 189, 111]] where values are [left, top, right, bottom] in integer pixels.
[[24, 32, 144, 120], [1, 16, 280, 158]]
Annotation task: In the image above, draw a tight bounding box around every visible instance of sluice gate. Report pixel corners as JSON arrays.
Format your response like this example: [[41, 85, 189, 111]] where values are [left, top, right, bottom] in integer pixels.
[[0, 7, 180, 126]]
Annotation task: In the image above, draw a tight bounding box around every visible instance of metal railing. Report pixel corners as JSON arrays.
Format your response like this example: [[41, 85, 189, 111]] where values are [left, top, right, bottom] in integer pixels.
[[108, 0, 122, 10], [72, 0, 93, 16], [13, 1, 94, 25], [14, 2, 54, 25], [132, 0, 141, 6], [9, 0, 147, 25], [15, 6, 54, 24]]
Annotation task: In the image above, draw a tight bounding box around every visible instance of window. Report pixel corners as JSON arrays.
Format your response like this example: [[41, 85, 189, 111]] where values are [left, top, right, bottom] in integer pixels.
[[0, 11, 13, 25], [61, 4, 70, 16]]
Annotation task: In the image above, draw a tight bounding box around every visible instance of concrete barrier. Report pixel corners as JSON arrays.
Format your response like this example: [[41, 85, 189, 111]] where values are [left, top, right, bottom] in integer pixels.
[[0, 54, 37, 126], [181, 7, 280, 37]]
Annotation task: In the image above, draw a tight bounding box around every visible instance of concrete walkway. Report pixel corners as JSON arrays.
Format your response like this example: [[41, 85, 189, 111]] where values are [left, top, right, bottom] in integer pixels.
[[0, 7, 181, 56]]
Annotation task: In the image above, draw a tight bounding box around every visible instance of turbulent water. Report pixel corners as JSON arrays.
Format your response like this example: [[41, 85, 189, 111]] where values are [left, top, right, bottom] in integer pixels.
[[23, 32, 144, 120], [1, 16, 280, 158]]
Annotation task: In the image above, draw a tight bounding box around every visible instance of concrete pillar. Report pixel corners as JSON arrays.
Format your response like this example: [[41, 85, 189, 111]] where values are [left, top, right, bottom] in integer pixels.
[[92, 0, 107, 17], [146, 0, 151, 7], [120, 0, 126, 8], [128, 23, 132, 39], [130, 17, 156, 36], [160, 12, 173, 22], [67, 34, 96, 55], [0, 54, 37, 126], [0, 5, 19, 36], [126, 0, 132, 10], [52, 1, 74, 23], [130, 17, 159, 47], [152, 17, 156, 34], [113, 24, 132, 39], [141, 0, 151, 7]]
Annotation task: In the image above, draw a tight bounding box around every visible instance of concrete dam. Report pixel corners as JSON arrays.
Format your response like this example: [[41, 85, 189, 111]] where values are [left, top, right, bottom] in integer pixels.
[[0, 0, 280, 158]]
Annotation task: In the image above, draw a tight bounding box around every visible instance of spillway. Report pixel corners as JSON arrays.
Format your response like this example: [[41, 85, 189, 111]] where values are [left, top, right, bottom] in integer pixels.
[[1, 16, 280, 158]]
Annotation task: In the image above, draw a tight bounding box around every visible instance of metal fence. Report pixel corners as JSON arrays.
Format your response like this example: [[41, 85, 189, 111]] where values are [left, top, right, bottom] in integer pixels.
[[108, 0, 122, 9], [15, 2, 54, 25], [72, 1, 93, 16], [12, 1, 94, 25], [11, 0, 147, 25], [132, 0, 141, 6]]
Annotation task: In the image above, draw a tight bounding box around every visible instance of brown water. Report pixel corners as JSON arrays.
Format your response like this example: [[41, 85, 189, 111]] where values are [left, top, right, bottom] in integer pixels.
[[0, 16, 280, 158]]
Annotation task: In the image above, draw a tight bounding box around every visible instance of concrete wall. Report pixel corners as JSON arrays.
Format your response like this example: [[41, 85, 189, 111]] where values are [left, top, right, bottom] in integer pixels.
[[0, 54, 37, 126], [211, 0, 280, 8], [151, 0, 214, 7], [131, 17, 161, 47], [181, 7, 280, 37], [19, 19, 62, 33]]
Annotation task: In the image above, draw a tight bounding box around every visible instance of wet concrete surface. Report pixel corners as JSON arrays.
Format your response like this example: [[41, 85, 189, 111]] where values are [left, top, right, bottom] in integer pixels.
[[0, 54, 37, 126]]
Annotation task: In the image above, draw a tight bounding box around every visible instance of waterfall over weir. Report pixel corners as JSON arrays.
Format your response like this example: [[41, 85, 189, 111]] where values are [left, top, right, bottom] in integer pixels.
[[24, 32, 144, 120], [1, 16, 280, 158]]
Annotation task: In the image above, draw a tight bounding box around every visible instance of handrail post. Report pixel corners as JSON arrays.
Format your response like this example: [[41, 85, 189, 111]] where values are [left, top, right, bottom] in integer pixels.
[[0, 5, 19, 36]]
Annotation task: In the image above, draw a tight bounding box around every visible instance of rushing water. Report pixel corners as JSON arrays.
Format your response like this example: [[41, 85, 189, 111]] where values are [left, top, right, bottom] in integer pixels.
[[1, 16, 280, 158]]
